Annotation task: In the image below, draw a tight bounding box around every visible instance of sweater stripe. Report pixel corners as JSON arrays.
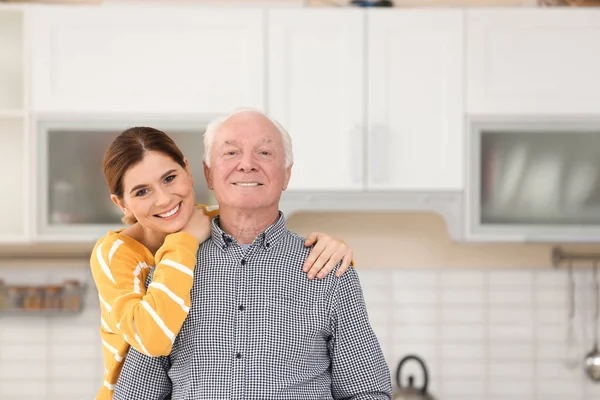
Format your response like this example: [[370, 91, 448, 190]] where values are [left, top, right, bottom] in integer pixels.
[[101, 339, 123, 363], [149, 281, 190, 313], [96, 244, 116, 284], [101, 317, 114, 333], [160, 259, 193, 277], [104, 381, 115, 390], [141, 300, 175, 343], [133, 262, 149, 294], [99, 295, 112, 312], [107, 239, 123, 263], [134, 333, 150, 356]]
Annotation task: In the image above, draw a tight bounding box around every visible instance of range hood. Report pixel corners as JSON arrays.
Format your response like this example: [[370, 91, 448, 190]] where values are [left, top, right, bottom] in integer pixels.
[[279, 191, 464, 241]]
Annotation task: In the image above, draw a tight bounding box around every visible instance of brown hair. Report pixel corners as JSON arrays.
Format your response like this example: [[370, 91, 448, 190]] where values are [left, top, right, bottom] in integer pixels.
[[102, 126, 186, 225]]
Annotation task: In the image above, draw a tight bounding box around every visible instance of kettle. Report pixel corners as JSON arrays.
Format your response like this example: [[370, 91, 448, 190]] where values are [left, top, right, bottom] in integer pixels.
[[392, 355, 436, 400]]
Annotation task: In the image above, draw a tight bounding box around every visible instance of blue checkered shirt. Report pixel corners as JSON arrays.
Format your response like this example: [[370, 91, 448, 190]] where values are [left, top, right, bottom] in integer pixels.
[[113, 213, 392, 400]]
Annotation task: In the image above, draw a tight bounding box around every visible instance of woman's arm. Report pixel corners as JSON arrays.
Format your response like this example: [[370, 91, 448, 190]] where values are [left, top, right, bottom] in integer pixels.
[[91, 231, 200, 357]]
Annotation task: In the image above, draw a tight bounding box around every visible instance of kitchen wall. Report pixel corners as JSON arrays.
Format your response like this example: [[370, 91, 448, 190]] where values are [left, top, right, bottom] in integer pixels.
[[2, 212, 600, 399]]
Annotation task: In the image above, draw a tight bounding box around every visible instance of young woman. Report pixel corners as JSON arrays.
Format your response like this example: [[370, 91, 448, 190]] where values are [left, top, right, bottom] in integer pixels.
[[90, 126, 354, 399]]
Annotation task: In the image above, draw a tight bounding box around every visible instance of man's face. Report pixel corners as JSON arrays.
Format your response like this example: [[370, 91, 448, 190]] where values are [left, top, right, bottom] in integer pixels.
[[203, 112, 292, 212]]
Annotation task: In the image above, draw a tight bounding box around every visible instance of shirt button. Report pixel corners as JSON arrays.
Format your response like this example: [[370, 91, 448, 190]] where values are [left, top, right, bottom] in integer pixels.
[[265, 243, 270, 248], [238, 305, 245, 311], [235, 353, 242, 359], [241, 259, 246, 266]]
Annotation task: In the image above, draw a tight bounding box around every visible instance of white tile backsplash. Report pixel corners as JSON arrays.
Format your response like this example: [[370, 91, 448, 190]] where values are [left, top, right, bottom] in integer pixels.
[[358, 268, 600, 400], [1, 266, 599, 399]]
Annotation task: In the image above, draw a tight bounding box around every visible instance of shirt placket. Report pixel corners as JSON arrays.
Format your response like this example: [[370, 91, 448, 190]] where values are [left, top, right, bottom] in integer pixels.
[[231, 252, 248, 400]]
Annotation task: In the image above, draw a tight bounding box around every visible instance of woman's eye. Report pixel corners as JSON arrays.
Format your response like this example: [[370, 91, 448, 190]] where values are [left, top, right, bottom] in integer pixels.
[[135, 189, 148, 197], [164, 175, 176, 183]]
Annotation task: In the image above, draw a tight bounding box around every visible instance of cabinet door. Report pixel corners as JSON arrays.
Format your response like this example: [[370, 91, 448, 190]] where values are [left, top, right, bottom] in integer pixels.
[[0, 118, 27, 242], [29, 6, 265, 114], [467, 9, 600, 114], [468, 118, 600, 242], [368, 10, 464, 191], [267, 9, 364, 191]]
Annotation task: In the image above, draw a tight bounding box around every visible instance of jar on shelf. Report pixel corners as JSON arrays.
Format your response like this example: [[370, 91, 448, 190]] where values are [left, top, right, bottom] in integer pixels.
[[43, 285, 63, 310], [23, 286, 43, 311], [62, 280, 82, 312], [7, 286, 24, 310]]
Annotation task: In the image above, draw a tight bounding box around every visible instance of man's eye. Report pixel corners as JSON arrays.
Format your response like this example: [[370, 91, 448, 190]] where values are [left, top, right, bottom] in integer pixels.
[[165, 175, 176, 183], [260, 151, 271, 156], [135, 189, 148, 197], [225, 151, 237, 156]]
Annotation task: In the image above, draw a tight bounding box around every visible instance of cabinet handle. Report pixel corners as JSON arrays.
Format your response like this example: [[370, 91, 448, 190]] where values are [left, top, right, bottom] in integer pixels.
[[369, 125, 390, 185]]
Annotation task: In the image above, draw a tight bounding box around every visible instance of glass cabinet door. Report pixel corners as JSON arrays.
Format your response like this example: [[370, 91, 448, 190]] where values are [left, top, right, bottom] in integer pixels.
[[38, 119, 215, 239], [471, 119, 600, 239]]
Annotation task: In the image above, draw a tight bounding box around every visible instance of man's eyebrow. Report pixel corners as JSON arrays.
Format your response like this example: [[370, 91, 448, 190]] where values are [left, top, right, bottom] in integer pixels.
[[258, 138, 275, 144], [129, 169, 177, 194]]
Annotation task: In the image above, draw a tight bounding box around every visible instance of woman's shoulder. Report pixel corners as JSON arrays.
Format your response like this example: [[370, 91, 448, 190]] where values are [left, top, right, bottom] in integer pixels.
[[93, 226, 151, 260]]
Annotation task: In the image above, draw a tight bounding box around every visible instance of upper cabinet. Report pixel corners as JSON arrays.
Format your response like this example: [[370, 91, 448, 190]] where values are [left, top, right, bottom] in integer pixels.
[[268, 9, 464, 192], [0, 7, 28, 243], [29, 6, 265, 114], [466, 9, 600, 115], [267, 9, 365, 191], [368, 10, 464, 191], [467, 117, 600, 242]]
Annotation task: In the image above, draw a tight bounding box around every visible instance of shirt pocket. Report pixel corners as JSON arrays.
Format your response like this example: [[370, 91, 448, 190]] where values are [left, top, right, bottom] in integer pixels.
[[263, 295, 328, 365]]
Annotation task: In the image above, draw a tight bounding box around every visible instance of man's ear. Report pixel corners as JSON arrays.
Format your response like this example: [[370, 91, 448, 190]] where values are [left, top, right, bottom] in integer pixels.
[[111, 194, 128, 215], [282, 163, 292, 191], [203, 161, 213, 190]]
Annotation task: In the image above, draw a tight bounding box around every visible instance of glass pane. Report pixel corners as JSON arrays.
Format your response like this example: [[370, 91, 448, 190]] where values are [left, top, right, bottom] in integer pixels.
[[481, 130, 600, 225], [46, 127, 213, 226]]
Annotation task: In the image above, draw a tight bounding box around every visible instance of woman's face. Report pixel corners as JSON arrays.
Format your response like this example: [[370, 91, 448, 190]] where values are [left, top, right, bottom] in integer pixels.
[[112, 151, 195, 234]]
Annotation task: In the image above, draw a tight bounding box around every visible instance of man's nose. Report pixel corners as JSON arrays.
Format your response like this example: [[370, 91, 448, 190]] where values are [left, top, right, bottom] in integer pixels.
[[237, 153, 259, 172]]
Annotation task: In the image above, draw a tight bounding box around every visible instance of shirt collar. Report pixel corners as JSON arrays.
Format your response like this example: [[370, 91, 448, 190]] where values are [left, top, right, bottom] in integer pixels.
[[210, 211, 287, 251]]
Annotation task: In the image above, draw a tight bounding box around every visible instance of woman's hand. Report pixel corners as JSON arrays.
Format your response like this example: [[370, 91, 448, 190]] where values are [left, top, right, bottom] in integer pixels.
[[181, 207, 212, 243], [303, 232, 354, 280]]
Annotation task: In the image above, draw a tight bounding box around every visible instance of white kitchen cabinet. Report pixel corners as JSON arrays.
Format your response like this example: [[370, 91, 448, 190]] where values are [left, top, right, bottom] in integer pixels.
[[368, 9, 464, 191], [29, 5, 265, 114], [467, 9, 600, 115], [0, 118, 28, 242], [268, 9, 464, 192], [0, 8, 28, 243], [267, 9, 365, 191]]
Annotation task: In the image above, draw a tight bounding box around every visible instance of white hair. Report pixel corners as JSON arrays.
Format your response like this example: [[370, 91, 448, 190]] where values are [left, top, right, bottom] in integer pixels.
[[203, 107, 294, 168]]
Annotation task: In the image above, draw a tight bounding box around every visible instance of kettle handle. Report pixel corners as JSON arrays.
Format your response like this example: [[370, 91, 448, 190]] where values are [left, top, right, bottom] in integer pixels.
[[395, 355, 429, 394]]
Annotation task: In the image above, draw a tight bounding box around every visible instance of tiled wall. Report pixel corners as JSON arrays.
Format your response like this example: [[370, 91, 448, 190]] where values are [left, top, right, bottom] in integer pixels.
[[364, 268, 600, 400], [1, 266, 599, 400]]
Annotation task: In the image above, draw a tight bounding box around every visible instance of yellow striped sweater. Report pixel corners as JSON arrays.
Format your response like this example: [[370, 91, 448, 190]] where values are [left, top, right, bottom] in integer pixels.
[[90, 205, 220, 400]]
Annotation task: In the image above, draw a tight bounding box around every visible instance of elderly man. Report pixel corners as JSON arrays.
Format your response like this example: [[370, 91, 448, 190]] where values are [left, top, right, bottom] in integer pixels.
[[113, 109, 392, 399]]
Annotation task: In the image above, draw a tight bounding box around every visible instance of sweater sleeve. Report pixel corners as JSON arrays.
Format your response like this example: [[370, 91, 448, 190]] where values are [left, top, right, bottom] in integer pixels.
[[91, 232, 199, 357]]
